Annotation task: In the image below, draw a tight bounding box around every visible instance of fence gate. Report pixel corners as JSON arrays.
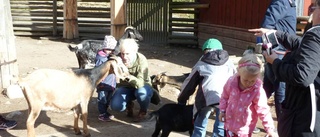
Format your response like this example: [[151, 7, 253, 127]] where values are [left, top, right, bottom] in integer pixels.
[[126, 0, 168, 45]]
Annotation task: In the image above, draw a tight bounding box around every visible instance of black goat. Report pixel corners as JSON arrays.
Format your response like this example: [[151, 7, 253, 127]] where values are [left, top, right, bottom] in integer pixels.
[[68, 26, 143, 69], [148, 103, 194, 137]]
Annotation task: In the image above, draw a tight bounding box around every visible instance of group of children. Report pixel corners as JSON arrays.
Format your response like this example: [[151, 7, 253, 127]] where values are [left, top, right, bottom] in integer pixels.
[[1, 36, 277, 137], [178, 38, 278, 137]]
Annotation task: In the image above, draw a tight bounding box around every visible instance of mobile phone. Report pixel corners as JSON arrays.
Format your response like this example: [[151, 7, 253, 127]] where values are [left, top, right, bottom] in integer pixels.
[[262, 43, 272, 55], [262, 31, 279, 48]]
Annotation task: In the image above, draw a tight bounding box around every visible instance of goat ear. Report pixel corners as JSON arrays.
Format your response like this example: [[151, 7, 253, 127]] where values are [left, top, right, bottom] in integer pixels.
[[110, 60, 128, 82]]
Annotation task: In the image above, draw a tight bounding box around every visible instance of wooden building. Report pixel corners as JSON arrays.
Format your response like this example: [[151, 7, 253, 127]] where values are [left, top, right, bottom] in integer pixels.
[[197, 0, 313, 55]]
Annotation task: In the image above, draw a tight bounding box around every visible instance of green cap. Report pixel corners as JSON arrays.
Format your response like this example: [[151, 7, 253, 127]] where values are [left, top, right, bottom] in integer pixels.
[[202, 38, 223, 51]]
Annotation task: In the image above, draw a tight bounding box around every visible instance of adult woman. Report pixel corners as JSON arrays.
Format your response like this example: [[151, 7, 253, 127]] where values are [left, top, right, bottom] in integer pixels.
[[110, 38, 153, 122], [248, 1, 320, 136]]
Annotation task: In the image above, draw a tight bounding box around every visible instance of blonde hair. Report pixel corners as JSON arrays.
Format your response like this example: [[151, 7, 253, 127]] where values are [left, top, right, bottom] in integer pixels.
[[119, 38, 139, 53], [238, 53, 262, 75]]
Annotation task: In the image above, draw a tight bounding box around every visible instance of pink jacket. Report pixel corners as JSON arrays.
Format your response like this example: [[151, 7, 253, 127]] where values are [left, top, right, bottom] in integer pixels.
[[219, 74, 275, 135]]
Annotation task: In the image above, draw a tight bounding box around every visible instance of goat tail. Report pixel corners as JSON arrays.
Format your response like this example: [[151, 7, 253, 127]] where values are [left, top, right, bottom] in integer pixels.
[[146, 110, 159, 122], [68, 44, 78, 52]]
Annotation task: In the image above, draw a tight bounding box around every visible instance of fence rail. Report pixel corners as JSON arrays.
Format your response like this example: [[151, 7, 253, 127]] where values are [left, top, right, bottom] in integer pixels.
[[10, 0, 110, 39]]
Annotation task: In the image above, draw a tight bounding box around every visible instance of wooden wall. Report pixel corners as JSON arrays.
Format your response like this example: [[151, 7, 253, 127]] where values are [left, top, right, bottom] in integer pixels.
[[197, 0, 311, 55], [198, 0, 270, 29]]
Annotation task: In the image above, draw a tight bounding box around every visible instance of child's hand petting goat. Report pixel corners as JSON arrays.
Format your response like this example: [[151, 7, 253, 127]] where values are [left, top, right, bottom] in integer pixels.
[[17, 56, 128, 137]]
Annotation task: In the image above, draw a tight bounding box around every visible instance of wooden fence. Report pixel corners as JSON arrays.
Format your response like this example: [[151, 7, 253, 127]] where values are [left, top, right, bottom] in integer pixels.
[[10, 0, 110, 39], [10, 0, 209, 46], [168, 0, 209, 47]]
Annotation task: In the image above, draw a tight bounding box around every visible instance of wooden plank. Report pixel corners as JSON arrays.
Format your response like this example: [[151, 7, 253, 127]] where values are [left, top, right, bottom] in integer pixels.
[[63, 0, 79, 39], [168, 35, 197, 40], [170, 18, 198, 22], [169, 23, 197, 27], [170, 3, 209, 9], [169, 9, 199, 14], [0, 0, 19, 90], [111, 0, 126, 40]]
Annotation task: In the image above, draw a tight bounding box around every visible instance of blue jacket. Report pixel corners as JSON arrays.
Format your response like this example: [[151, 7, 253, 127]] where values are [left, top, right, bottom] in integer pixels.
[[262, 0, 296, 34], [95, 51, 116, 91]]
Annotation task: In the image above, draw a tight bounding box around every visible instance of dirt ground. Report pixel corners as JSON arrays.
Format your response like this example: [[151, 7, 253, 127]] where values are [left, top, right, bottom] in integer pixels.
[[0, 36, 275, 137]]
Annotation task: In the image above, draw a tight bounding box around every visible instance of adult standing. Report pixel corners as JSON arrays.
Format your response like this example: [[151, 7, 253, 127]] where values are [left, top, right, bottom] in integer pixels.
[[260, 0, 296, 120], [248, 0, 320, 135], [110, 38, 154, 122]]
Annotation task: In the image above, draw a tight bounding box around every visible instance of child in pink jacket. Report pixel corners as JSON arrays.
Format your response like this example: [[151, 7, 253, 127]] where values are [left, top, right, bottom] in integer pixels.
[[219, 51, 277, 137]]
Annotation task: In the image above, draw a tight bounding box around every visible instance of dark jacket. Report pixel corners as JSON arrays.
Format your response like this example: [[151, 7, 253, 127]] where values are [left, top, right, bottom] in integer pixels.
[[272, 25, 320, 137]]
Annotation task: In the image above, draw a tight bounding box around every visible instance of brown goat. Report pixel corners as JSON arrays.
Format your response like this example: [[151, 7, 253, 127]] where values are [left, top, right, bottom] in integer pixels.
[[19, 57, 128, 137]]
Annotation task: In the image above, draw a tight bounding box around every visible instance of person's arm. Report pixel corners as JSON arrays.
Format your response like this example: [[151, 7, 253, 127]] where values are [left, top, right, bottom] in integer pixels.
[[254, 86, 275, 134], [275, 31, 302, 51], [273, 31, 320, 86], [177, 67, 201, 104]]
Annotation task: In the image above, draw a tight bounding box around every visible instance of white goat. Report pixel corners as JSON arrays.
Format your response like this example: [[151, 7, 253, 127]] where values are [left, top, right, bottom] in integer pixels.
[[19, 57, 128, 137]]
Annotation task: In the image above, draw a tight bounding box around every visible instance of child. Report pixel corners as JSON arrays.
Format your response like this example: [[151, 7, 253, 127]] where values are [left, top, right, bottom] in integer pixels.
[[0, 115, 17, 130], [219, 51, 277, 137], [178, 38, 236, 137], [95, 35, 118, 122]]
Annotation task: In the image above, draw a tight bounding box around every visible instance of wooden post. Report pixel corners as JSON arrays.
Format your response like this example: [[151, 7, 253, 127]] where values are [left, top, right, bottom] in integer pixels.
[[53, 0, 58, 36], [0, 0, 19, 90], [63, 0, 79, 39], [111, 0, 127, 40]]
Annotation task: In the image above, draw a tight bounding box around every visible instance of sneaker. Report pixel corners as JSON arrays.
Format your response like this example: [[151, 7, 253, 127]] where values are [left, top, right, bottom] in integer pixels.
[[98, 113, 114, 122], [253, 127, 260, 134], [126, 101, 134, 117], [0, 116, 17, 130], [133, 110, 147, 122]]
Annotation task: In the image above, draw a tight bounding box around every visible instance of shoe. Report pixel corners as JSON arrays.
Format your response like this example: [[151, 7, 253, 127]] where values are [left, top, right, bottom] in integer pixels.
[[98, 112, 114, 122], [133, 110, 147, 122], [253, 127, 260, 134], [126, 101, 134, 117], [0, 116, 17, 130]]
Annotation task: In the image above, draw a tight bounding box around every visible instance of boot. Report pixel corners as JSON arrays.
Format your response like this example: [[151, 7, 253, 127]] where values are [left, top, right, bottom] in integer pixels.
[[133, 110, 147, 122], [126, 101, 134, 117]]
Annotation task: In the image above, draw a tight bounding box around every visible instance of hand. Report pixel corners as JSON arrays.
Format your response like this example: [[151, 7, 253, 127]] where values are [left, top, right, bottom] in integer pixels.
[[265, 131, 278, 137], [262, 50, 278, 64], [177, 101, 186, 106], [248, 28, 276, 37], [219, 112, 225, 122]]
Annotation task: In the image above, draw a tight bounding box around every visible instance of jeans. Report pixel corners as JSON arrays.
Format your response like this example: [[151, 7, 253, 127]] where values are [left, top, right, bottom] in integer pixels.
[[212, 108, 224, 137], [192, 106, 214, 137], [97, 89, 113, 115], [263, 63, 285, 119], [110, 84, 153, 112]]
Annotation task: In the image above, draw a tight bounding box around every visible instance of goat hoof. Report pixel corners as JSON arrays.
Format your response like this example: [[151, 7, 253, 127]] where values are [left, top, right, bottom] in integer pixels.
[[83, 133, 91, 137], [75, 131, 81, 135]]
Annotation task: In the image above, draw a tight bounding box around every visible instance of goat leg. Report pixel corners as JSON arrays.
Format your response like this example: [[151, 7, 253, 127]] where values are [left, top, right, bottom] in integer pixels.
[[160, 127, 172, 137], [152, 121, 161, 137], [73, 106, 81, 135], [27, 110, 40, 137], [81, 102, 91, 137]]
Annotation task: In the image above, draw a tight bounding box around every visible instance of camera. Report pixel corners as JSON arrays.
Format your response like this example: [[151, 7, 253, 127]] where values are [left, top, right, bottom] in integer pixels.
[[254, 31, 279, 55], [254, 43, 272, 55]]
